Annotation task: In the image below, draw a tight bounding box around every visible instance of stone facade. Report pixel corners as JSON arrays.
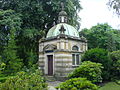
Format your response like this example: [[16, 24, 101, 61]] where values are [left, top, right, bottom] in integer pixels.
[[39, 35, 87, 77]]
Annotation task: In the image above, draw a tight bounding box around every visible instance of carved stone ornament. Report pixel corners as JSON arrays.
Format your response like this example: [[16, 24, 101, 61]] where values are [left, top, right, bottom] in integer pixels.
[[43, 44, 57, 51]]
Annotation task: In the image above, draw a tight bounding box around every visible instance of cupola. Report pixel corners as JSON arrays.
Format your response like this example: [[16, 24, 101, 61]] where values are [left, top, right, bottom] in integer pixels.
[[46, 2, 79, 38], [58, 2, 68, 23]]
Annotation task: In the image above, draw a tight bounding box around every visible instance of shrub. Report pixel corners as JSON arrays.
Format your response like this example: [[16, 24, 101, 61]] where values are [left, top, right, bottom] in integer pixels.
[[0, 69, 47, 90], [56, 78, 98, 90], [68, 61, 103, 83], [110, 50, 120, 79], [82, 48, 112, 80], [116, 80, 120, 85]]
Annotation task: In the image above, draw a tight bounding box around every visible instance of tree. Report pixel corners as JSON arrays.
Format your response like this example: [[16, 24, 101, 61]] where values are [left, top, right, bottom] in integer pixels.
[[81, 48, 112, 80], [0, 10, 21, 55], [0, 10, 23, 75], [80, 23, 120, 51], [68, 61, 103, 83], [0, 0, 82, 68], [110, 50, 120, 79], [2, 28, 23, 75], [26, 50, 37, 68], [0, 0, 82, 30], [107, 0, 120, 15]]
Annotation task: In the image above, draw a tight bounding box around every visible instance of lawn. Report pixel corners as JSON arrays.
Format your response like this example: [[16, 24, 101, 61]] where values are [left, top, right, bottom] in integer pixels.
[[99, 82, 120, 90]]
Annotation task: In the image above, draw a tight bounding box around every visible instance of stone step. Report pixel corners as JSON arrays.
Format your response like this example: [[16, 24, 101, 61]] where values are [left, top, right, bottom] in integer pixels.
[[45, 76, 56, 82]]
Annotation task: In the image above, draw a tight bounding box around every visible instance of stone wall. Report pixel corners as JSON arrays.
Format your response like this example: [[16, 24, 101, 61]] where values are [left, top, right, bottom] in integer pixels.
[[39, 37, 87, 77]]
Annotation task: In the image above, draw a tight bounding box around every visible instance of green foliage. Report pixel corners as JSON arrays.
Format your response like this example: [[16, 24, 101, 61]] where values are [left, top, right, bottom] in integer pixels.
[[0, 10, 22, 55], [56, 78, 98, 90], [2, 28, 23, 75], [109, 50, 120, 79], [25, 50, 37, 68], [0, 62, 6, 74], [0, 0, 82, 70], [0, 56, 6, 74], [82, 48, 112, 80], [0, 76, 13, 83], [80, 23, 120, 51], [0, 70, 47, 90], [0, 0, 82, 29], [68, 61, 103, 83], [0, 10, 23, 74], [107, 0, 120, 15]]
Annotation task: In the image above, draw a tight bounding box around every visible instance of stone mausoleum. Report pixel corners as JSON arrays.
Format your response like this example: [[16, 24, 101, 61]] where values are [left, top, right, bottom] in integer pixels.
[[38, 7, 87, 77]]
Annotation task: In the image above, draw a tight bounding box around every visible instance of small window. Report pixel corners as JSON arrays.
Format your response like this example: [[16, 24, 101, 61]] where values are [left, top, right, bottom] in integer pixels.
[[72, 54, 75, 65], [72, 46, 79, 51], [76, 54, 80, 65], [72, 54, 80, 66]]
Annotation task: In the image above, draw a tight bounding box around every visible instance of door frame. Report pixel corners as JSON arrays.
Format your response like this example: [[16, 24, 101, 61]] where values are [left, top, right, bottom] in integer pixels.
[[44, 53, 54, 75]]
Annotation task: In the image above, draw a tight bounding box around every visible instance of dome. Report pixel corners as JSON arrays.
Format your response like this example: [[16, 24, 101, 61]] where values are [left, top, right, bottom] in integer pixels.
[[46, 23, 79, 38], [59, 11, 67, 16]]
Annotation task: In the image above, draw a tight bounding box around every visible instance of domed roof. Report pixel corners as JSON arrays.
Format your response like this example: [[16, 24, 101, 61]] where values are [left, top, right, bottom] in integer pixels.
[[59, 11, 67, 16], [46, 23, 79, 38]]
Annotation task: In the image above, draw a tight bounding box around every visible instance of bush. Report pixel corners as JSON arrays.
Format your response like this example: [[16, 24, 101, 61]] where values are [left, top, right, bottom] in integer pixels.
[[0, 70, 47, 90], [116, 80, 120, 85], [56, 78, 98, 90], [68, 61, 103, 83], [82, 48, 112, 80], [110, 50, 120, 79]]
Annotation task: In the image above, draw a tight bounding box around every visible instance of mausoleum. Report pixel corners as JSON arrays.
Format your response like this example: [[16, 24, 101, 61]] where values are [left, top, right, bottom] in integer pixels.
[[39, 7, 87, 77]]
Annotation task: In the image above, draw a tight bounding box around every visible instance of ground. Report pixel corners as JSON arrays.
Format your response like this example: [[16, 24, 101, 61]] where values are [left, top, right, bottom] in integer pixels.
[[47, 81, 62, 90], [99, 82, 120, 90], [47, 81, 120, 90], [46, 76, 120, 90]]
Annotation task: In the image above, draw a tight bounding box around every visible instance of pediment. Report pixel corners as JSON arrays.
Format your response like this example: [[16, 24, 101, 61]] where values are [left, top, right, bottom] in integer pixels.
[[44, 44, 57, 51]]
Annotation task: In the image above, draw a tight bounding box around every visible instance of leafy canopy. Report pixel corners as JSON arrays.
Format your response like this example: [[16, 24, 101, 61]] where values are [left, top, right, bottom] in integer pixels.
[[0, 0, 82, 69], [80, 23, 120, 51]]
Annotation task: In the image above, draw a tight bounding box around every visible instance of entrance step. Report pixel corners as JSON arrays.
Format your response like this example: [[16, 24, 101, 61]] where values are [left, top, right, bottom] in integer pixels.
[[45, 76, 56, 82], [45, 75, 68, 82]]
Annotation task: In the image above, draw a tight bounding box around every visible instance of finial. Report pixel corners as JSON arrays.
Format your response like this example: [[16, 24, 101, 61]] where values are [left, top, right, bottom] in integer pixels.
[[61, 2, 64, 11], [58, 2, 68, 23], [59, 25, 66, 34]]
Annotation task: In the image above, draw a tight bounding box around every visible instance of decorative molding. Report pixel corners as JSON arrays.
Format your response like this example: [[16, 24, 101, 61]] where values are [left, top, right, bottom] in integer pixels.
[[43, 44, 57, 51]]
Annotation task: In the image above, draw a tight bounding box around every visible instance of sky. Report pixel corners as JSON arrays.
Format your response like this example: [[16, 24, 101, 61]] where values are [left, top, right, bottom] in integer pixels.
[[79, 0, 120, 30]]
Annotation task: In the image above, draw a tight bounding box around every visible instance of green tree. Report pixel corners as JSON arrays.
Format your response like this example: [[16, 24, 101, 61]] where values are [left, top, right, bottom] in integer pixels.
[[68, 61, 103, 83], [0, 0, 82, 29], [110, 50, 120, 79], [26, 50, 37, 68], [81, 48, 112, 80], [0, 10, 21, 55], [0, 0, 82, 68], [80, 23, 120, 51], [3, 28, 23, 75], [0, 10, 23, 75]]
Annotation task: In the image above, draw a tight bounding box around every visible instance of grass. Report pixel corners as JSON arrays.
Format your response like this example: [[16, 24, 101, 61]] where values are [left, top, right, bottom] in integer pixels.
[[99, 82, 120, 90]]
